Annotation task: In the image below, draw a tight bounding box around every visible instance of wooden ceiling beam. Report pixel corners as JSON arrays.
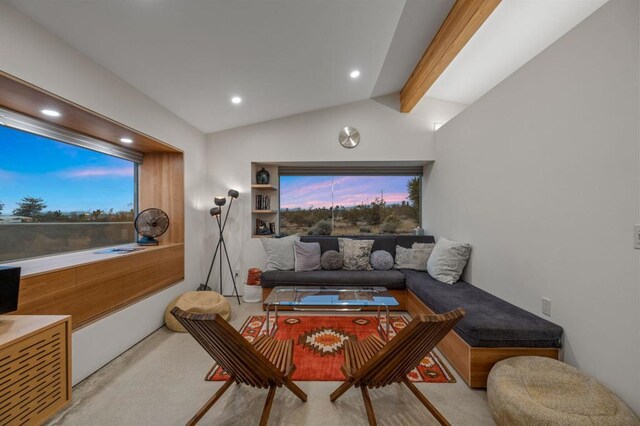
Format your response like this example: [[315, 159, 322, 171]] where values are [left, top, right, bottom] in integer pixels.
[[400, 0, 501, 113]]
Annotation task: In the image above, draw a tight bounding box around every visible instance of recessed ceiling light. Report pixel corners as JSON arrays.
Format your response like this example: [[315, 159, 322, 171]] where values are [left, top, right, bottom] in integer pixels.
[[231, 96, 242, 104], [120, 137, 133, 143], [350, 70, 360, 79], [41, 109, 61, 117]]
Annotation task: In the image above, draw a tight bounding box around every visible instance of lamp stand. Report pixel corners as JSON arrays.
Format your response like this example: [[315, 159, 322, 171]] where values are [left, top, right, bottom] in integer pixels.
[[198, 198, 241, 304]]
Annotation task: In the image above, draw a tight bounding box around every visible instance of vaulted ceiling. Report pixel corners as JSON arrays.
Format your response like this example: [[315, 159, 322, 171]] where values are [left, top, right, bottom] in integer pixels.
[[7, 0, 608, 134]]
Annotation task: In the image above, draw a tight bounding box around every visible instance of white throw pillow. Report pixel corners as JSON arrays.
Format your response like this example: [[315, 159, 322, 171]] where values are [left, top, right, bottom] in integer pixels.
[[426, 237, 471, 284], [261, 235, 300, 271]]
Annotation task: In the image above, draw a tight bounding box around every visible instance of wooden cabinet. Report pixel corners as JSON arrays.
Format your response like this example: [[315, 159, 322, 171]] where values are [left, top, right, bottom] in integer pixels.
[[0, 315, 71, 425]]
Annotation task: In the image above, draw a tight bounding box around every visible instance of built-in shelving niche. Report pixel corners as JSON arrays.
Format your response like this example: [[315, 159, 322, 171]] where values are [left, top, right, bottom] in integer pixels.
[[251, 163, 278, 238]]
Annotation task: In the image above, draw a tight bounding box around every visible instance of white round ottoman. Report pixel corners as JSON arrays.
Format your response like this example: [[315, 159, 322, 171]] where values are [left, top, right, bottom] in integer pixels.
[[487, 356, 638, 425], [164, 291, 231, 332]]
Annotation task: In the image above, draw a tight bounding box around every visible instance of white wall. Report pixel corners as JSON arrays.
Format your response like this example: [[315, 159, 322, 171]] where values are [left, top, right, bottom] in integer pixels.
[[424, 0, 639, 413], [0, 2, 208, 384], [205, 95, 465, 294]]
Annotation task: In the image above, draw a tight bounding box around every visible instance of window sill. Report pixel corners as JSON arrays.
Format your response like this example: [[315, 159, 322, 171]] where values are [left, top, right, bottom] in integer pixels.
[[4, 243, 184, 278]]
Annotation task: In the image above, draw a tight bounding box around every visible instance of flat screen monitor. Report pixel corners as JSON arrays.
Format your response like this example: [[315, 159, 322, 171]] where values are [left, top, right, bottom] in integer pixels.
[[0, 266, 20, 315]]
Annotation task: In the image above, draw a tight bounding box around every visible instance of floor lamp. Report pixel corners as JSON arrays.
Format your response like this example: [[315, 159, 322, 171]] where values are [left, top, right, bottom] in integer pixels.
[[198, 189, 241, 304]]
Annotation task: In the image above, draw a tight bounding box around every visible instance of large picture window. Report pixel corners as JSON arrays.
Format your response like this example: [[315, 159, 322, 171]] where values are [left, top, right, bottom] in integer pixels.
[[0, 125, 137, 262], [280, 175, 421, 236]]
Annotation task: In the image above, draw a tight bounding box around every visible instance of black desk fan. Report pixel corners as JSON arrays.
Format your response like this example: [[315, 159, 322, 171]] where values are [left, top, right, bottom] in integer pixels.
[[135, 208, 169, 245]]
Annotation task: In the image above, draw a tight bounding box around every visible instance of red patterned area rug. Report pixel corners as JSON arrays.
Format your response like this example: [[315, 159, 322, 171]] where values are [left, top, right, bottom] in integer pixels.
[[205, 315, 456, 383]]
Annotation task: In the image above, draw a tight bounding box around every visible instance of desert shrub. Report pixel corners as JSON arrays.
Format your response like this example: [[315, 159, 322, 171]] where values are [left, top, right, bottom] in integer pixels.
[[359, 226, 371, 234], [380, 214, 400, 234], [307, 219, 332, 236]]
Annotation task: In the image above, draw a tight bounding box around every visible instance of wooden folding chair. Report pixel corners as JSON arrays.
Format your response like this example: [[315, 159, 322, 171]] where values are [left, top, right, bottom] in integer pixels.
[[330, 309, 465, 426], [171, 307, 307, 426]]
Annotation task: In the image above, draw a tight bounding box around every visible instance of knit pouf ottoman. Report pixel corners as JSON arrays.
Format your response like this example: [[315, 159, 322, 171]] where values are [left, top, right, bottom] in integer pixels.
[[487, 356, 639, 426], [164, 291, 231, 332]]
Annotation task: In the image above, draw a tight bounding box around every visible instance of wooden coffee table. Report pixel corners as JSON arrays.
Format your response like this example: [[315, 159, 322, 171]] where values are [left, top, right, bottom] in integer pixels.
[[263, 286, 399, 341]]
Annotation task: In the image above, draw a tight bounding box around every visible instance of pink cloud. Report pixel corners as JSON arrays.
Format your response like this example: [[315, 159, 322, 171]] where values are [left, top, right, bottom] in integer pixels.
[[280, 176, 413, 209], [60, 167, 134, 178]]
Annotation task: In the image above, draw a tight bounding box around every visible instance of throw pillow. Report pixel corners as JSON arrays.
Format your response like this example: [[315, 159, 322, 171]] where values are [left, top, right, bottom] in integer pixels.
[[394, 246, 432, 271], [321, 250, 343, 270], [412, 242, 435, 251], [261, 234, 300, 271], [342, 239, 374, 271], [370, 250, 394, 271], [337, 237, 353, 254], [294, 241, 321, 272], [427, 237, 472, 284]]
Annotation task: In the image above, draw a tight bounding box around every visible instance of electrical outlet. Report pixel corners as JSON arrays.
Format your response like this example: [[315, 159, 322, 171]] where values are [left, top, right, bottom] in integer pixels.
[[542, 297, 551, 317], [634, 225, 640, 249]]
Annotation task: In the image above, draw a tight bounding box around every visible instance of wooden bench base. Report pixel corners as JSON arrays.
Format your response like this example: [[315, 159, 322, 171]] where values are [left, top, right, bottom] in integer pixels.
[[407, 291, 559, 388], [261, 288, 407, 311]]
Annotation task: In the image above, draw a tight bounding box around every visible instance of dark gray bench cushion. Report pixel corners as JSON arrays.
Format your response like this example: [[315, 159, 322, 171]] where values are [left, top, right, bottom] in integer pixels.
[[261, 270, 406, 289], [402, 270, 563, 348]]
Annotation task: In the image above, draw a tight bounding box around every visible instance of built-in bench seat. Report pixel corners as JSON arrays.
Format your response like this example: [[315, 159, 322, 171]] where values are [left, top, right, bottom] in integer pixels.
[[260, 234, 563, 387], [261, 235, 435, 310], [402, 270, 563, 349], [404, 270, 562, 387]]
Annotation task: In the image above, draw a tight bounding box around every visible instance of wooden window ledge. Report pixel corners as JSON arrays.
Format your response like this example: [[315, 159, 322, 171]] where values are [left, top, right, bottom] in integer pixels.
[[7, 243, 185, 329], [4, 243, 183, 278]]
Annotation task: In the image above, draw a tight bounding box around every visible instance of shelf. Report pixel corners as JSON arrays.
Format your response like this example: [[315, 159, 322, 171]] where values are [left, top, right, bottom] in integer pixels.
[[251, 184, 278, 191], [252, 210, 277, 214], [252, 234, 275, 238]]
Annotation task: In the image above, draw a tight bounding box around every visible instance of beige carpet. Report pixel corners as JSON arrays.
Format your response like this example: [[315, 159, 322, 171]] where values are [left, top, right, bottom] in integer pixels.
[[47, 302, 495, 425]]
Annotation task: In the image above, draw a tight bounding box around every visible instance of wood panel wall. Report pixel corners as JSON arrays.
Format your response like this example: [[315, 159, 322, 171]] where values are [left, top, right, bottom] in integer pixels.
[[16, 245, 184, 329], [139, 152, 185, 244]]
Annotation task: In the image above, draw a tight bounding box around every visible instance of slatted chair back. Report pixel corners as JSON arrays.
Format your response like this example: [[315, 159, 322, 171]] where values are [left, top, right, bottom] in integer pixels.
[[171, 307, 284, 388], [355, 309, 464, 388]]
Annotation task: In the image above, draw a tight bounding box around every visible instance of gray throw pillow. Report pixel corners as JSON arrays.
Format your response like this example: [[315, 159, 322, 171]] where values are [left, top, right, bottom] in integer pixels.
[[321, 250, 343, 270], [342, 239, 374, 271], [294, 241, 321, 272], [261, 234, 300, 271], [370, 250, 393, 271], [394, 245, 432, 271], [427, 237, 472, 284]]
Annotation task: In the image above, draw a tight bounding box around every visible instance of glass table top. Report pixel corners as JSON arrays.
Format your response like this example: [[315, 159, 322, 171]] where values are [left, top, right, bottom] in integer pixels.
[[263, 286, 399, 307]]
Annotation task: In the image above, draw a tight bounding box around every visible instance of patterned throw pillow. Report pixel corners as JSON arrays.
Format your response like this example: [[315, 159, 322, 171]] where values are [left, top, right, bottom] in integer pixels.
[[342, 239, 374, 271], [321, 250, 343, 270], [337, 237, 353, 254], [427, 237, 471, 284], [394, 245, 433, 271], [261, 234, 300, 271], [412, 242, 436, 251], [370, 250, 394, 271]]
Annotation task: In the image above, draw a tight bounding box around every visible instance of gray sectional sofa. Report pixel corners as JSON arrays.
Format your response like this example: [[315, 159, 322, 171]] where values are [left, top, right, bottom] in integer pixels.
[[260, 234, 563, 388]]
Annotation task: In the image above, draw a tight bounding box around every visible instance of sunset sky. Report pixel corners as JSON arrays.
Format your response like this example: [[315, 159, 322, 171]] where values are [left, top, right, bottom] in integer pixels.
[[0, 126, 134, 214], [280, 175, 414, 209]]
